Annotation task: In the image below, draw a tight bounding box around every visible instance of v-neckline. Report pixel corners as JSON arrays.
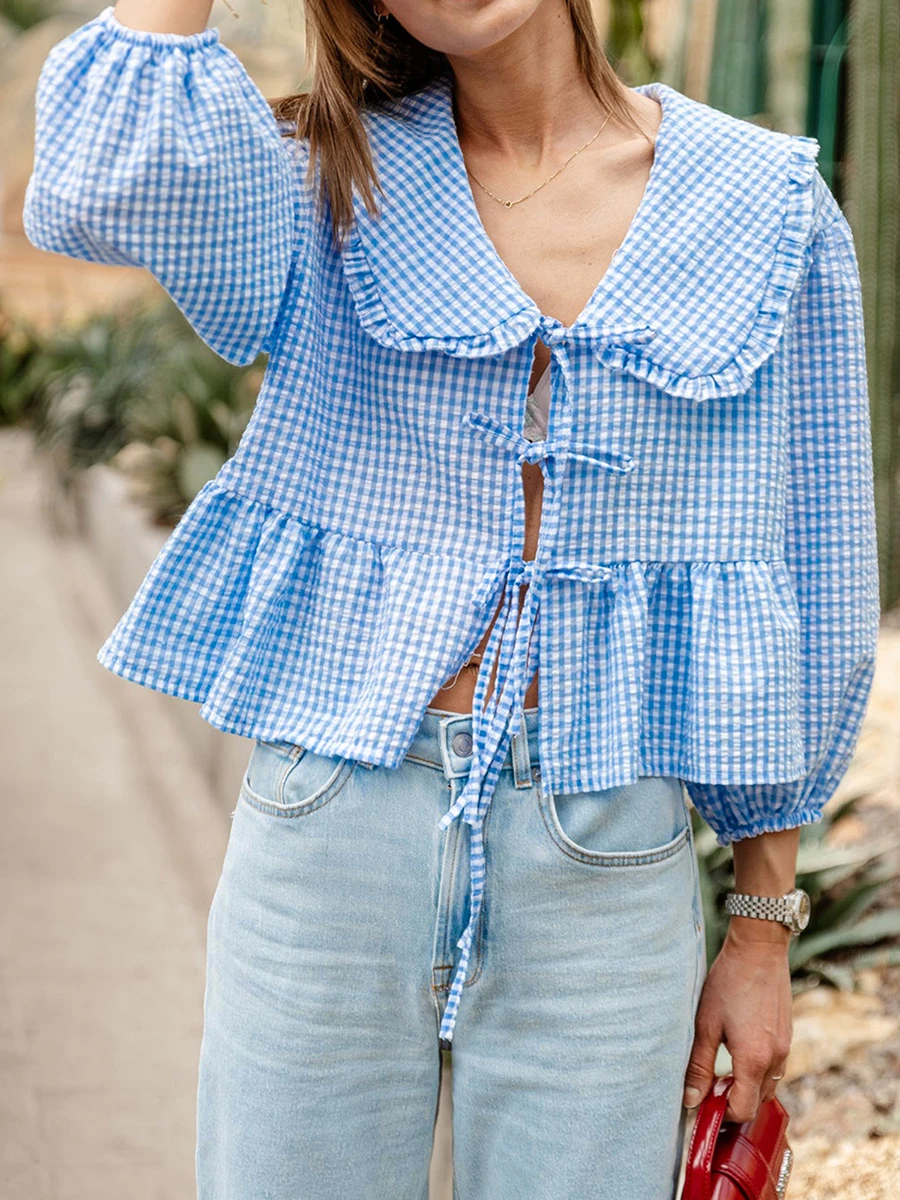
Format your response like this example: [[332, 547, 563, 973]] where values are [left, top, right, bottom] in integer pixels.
[[438, 76, 676, 337]]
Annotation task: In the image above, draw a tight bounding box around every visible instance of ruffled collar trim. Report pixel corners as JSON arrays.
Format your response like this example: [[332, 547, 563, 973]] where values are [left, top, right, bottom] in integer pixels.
[[338, 73, 821, 400]]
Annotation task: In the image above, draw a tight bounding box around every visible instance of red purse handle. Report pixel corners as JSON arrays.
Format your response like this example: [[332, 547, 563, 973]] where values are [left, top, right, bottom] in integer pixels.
[[683, 1075, 735, 1200]]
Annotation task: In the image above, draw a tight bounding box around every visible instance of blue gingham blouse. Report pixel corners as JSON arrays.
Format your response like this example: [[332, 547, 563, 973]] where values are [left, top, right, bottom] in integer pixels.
[[26, 7, 881, 1042]]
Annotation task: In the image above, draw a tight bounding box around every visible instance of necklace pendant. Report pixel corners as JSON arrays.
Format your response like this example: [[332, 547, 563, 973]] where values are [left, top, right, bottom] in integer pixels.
[[504, 199, 513, 208]]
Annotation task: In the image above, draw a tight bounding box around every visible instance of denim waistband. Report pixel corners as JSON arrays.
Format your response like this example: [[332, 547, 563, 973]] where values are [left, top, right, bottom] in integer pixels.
[[405, 706, 541, 790]]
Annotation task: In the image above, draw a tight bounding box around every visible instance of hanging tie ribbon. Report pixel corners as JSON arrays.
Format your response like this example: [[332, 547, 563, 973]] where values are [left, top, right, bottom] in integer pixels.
[[437, 551, 622, 1045], [436, 554, 539, 1045], [436, 397, 635, 1045]]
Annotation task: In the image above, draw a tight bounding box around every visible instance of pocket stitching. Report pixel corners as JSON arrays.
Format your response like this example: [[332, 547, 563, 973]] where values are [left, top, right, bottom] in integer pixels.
[[537, 780, 691, 866], [256, 738, 304, 756], [240, 747, 357, 817], [685, 817, 708, 1064]]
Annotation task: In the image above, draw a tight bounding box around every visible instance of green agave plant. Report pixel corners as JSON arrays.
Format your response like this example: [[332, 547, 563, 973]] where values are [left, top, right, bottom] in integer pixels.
[[2, 300, 262, 525], [692, 796, 900, 993], [25, 305, 171, 480], [121, 303, 260, 519]]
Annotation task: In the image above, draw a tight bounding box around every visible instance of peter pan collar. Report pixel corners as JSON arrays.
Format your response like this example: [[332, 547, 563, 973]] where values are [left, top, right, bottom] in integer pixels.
[[338, 73, 821, 400]]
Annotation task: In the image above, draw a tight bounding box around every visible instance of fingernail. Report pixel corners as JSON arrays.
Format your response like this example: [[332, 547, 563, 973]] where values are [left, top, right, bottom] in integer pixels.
[[683, 1087, 703, 1108]]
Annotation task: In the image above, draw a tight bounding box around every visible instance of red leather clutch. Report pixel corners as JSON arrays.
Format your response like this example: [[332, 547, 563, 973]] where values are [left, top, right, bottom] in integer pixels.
[[682, 1075, 794, 1200]]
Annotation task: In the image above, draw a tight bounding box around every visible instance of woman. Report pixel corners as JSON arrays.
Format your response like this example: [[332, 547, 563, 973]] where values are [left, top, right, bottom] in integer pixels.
[[25, 1, 880, 1197]]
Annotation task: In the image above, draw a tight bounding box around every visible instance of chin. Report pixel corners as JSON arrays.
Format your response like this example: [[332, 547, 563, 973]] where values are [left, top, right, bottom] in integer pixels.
[[384, 0, 546, 56]]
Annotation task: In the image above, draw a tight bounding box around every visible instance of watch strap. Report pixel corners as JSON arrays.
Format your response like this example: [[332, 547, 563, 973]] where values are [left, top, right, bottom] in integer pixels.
[[724, 891, 793, 924]]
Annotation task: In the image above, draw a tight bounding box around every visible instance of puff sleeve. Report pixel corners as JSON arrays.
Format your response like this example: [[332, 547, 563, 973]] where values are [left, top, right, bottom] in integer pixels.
[[683, 200, 882, 846], [23, 5, 304, 365]]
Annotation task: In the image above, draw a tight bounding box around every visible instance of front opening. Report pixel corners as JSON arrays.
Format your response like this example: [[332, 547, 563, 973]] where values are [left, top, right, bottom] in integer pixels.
[[429, 341, 549, 714]]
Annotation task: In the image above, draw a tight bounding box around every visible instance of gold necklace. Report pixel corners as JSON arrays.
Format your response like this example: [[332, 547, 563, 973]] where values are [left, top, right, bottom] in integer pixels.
[[465, 110, 613, 209]]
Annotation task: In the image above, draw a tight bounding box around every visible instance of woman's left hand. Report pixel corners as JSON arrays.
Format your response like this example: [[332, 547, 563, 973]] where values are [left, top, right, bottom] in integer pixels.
[[682, 921, 794, 1123]]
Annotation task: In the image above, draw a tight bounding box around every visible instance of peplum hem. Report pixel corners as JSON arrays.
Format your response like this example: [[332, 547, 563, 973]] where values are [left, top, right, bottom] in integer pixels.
[[98, 477, 809, 791], [96, 477, 495, 765], [539, 558, 808, 791]]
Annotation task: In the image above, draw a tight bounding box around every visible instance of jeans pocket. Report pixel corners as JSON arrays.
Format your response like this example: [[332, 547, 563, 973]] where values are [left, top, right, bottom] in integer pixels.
[[537, 775, 691, 867], [240, 739, 357, 817]]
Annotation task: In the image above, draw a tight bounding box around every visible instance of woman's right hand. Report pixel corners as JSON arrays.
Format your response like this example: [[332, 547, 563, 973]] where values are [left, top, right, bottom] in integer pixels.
[[683, 924, 793, 1124]]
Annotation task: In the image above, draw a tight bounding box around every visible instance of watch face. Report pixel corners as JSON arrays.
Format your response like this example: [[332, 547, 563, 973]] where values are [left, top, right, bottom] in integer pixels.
[[792, 889, 811, 931]]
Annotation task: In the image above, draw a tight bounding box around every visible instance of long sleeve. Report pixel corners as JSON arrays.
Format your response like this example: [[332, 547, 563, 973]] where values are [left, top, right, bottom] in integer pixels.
[[23, 5, 305, 365], [683, 203, 882, 847]]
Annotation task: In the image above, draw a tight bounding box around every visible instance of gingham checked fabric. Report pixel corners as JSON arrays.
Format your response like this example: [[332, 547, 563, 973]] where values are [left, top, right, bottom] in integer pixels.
[[25, 6, 881, 1044]]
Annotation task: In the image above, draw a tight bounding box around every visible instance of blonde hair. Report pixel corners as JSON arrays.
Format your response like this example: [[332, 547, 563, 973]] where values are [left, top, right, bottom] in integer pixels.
[[271, 0, 646, 247]]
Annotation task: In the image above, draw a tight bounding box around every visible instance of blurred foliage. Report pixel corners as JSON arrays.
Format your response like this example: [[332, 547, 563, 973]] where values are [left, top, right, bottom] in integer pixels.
[[0, 301, 262, 526], [118, 310, 263, 524], [606, 0, 659, 85], [693, 795, 900, 992], [0, 0, 55, 29], [0, 311, 46, 427]]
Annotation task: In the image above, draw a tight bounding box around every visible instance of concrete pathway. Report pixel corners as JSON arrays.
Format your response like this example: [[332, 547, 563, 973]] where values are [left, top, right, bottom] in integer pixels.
[[0, 429, 229, 1199], [0, 428, 454, 1200]]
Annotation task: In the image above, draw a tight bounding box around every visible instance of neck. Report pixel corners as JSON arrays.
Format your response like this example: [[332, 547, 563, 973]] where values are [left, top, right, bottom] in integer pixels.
[[445, 0, 615, 165]]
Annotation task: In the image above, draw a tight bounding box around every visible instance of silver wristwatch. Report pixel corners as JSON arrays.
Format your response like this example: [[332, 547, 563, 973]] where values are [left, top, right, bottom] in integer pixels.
[[724, 887, 811, 936]]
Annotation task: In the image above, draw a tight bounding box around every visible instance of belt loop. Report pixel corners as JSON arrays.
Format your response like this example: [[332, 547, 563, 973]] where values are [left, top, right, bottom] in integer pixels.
[[510, 710, 533, 789]]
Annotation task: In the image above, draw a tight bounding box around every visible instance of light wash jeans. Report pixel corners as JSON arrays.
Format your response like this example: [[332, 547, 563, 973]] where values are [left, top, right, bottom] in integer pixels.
[[197, 706, 707, 1199]]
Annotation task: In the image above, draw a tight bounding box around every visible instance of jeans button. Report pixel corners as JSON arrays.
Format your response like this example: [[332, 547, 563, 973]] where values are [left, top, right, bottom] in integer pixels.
[[452, 731, 473, 757], [532, 764, 541, 781]]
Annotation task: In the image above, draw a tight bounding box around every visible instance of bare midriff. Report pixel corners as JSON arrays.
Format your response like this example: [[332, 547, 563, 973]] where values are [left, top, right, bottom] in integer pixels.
[[428, 341, 551, 713]]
